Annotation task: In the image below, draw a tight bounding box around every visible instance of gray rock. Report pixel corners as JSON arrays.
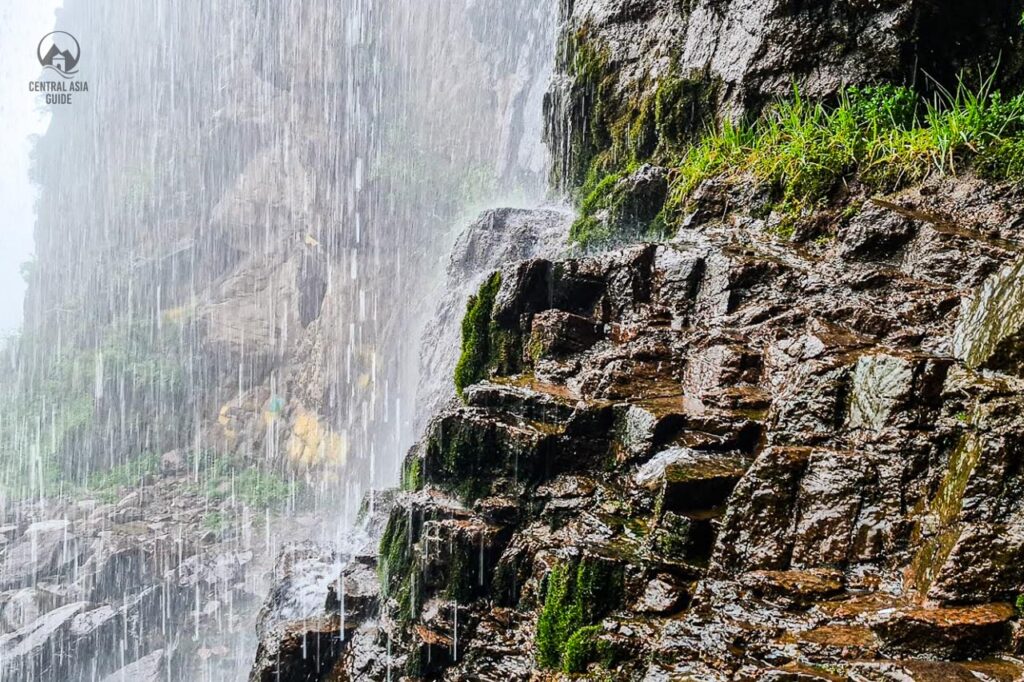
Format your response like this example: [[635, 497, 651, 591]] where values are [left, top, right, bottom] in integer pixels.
[[101, 648, 165, 682], [0, 601, 89, 679], [0, 520, 80, 589]]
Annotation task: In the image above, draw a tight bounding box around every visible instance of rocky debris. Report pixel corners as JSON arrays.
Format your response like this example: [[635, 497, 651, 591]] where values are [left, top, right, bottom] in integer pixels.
[[0, 466, 311, 681]]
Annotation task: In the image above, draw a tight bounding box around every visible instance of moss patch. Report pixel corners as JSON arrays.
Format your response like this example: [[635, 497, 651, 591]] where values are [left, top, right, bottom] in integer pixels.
[[554, 28, 721, 248], [454, 272, 502, 397], [453, 272, 524, 397], [535, 558, 623, 672], [424, 416, 502, 502], [401, 455, 423, 492], [379, 509, 418, 625]]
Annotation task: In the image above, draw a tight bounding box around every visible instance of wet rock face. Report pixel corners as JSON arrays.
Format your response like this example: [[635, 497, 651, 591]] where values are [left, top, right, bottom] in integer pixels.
[[643, 0, 1021, 111], [416, 207, 572, 426], [248, 2, 1024, 679], [953, 256, 1024, 375], [265, 169, 1024, 680]]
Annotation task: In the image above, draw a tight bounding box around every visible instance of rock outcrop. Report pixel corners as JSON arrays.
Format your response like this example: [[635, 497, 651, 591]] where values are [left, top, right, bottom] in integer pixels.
[[248, 1, 1024, 679], [251, 172, 1024, 680]]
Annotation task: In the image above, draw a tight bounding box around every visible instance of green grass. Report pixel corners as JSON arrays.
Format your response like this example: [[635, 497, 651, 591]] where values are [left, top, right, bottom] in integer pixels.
[[202, 510, 229, 532], [83, 452, 161, 502], [569, 69, 1024, 248], [190, 451, 291, 508], [659, 75, 1024, 232]]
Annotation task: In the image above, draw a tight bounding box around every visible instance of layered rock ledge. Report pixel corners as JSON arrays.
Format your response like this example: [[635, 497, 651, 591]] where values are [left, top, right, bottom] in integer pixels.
[[252, 172, 1024, 680]]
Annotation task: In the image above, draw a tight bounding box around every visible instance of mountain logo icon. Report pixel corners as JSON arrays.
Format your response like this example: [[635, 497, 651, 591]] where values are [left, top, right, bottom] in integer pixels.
[[37, 31, 80, 78]]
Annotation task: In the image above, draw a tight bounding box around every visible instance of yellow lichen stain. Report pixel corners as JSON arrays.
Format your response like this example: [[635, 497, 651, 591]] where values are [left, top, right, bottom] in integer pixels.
[[161, 305, 192, 325], [286, 406, 348, 469], [907, 432, 983, 596], [218, 403, 237, 441]]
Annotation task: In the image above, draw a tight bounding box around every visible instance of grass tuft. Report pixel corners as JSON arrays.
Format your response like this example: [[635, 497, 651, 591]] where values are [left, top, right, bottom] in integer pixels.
[[659, 75, 1024, 232]]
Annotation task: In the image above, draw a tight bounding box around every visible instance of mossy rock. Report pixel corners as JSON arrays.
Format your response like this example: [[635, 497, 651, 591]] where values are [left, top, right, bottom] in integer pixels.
[[454, 272, 525, 398], [422, 410, 558, 502], [535, 556, 624, 671]]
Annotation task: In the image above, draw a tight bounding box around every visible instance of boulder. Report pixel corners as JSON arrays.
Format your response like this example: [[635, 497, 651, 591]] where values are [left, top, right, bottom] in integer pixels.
[[0, 520, 80, 589], [0, 601, 89, 679]]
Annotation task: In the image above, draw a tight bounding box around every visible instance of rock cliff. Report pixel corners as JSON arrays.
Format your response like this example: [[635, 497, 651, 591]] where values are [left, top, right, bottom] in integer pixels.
[[251, 2, 1024, 681]]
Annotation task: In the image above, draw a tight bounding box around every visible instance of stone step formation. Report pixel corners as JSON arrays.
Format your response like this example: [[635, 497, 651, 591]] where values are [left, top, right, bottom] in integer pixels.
[[253, 170, 1024, 679]]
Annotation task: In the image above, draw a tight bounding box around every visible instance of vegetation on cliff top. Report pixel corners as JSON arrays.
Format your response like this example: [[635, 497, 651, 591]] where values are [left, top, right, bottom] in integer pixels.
[[659, 77, 1024, 230], [566, 40, 1024, 248]]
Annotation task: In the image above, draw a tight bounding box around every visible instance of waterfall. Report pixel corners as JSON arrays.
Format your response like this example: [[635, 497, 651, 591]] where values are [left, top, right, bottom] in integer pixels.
[[0, 0, 557, 679]]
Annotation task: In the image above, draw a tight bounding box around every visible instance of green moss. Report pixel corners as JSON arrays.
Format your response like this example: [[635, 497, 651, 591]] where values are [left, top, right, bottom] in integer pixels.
[[401, 455, 423, 492], [535, 558, 623, 671], [489, 327, 523, 377], [378, 510, 418, 625], [560, 40, 722, 248], [424, 419, 497, 502], [653, 70, 720, 150], [445, 541, 480, 602], [454, 272, 501, 396], [562, 625, 602, 674], [453, 272, 516, 397]]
